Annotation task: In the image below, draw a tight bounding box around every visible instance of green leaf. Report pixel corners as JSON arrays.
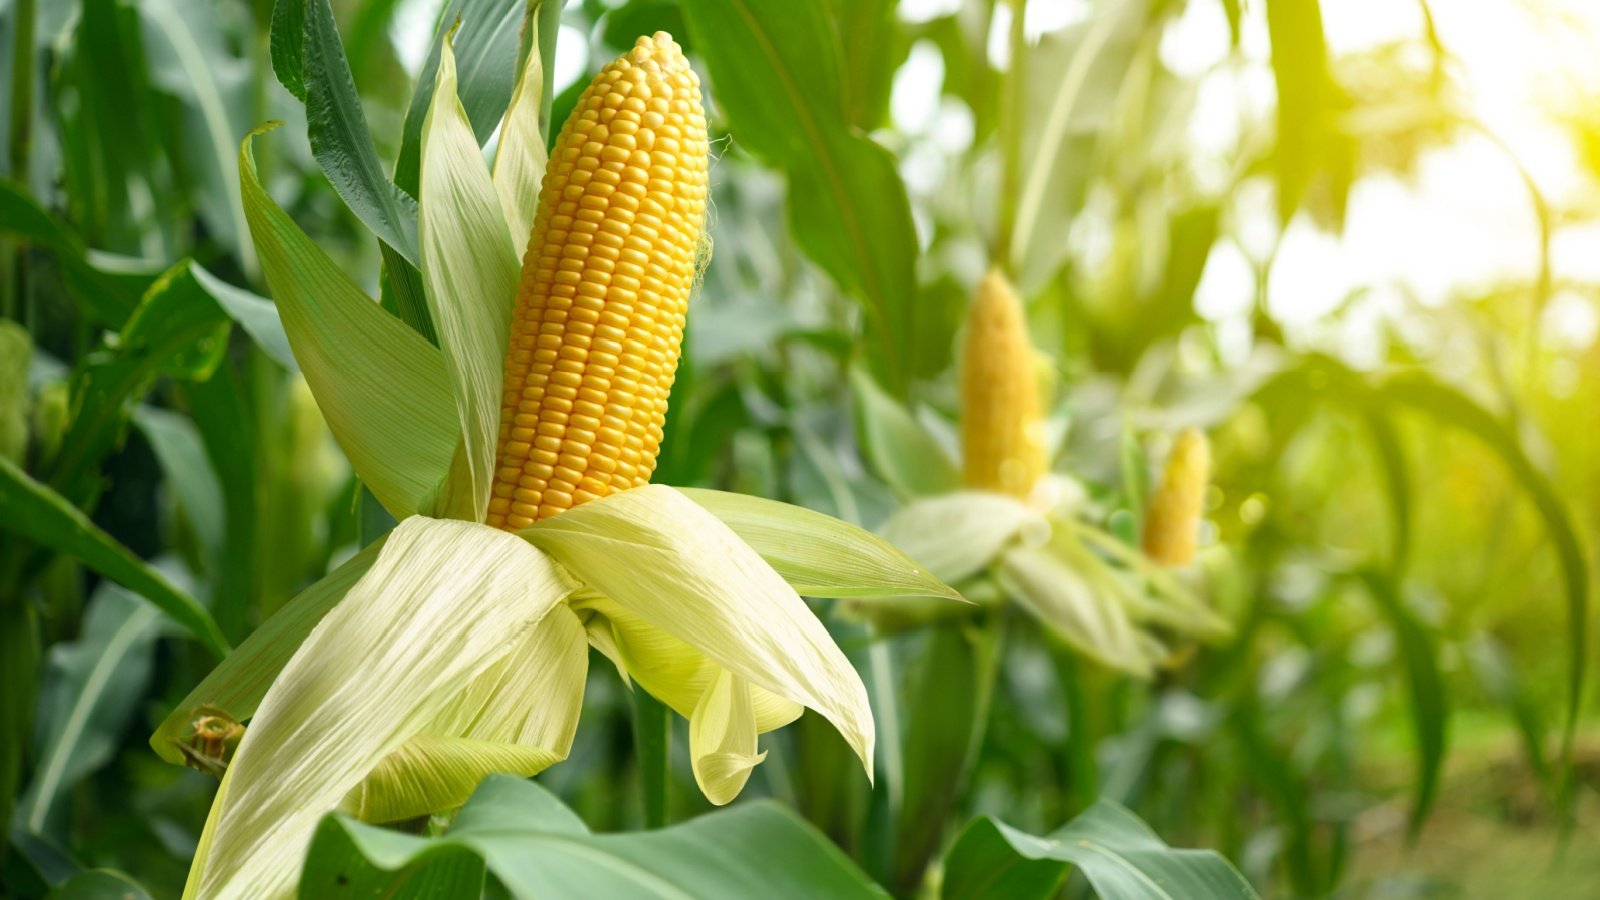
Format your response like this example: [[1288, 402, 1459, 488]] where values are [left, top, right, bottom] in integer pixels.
[[49, 869, 153, 899], [0, 320, 30, 464], [418, 33, 519, 522], [267, 0, 304, 98], [269, 0, 306, 100], [942, 801, 1260, 900], [133, 405, 226, 567], [150, 538, 384, 766], [16, 584, 164, 836], [0, 179, 143, 327], [680, 0, 920, 394], [42, 259, 232, 509], [299, 775, 890, 899], [186, 517, 573, 897], [189, 262, 297, 371], [0, 455, 226, 655], [302, 0, 421, 266], [1009, 1, 1144, 289], [394, 0, 525, 197], [850, 369, 960, 497], [1264, 0, 1330, 222], [890, 623, 1000, 895], [1382, 373, 1589, 814], [137, 0, 255, 271], [239, 123, 459, 519], [678, 487, 963, 602], [1357, 569, 1446, 838]]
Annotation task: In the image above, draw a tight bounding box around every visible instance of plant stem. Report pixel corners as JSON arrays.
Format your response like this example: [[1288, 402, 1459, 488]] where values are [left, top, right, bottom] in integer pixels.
[[632, 688, 671, 828], [994, 0, 1027, 272], [4, 0, 37, 324]]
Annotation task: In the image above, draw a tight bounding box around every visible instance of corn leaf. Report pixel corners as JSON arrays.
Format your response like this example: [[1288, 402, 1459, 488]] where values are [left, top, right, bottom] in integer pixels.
[[998, 544, 1153, 678], [301, 0, 421, 266], [394, 0, 524, 197], [16, 584, 164, 836], [678, 487, 963, 602], [878, 493, 1047, 585], [151, 540, 385, 766], [240, 124, 459, 519], [942, 801, 1260, 900], [419, 34, 519, 523], [0, 455, 227, 656], [850, 368, 961, 497], [1, 321, 30, 464], [492, 14, 548, 261], [524, 485, 874, 776], [189, 262, 297, 371], [348, 604, 588, 823], [299, 775, 890, 898], [186, 517, 572, 898], [679, 0, 920, 394]]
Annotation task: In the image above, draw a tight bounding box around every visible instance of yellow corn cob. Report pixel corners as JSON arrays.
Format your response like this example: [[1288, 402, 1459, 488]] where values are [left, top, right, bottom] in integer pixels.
[[1141, 428, 1211, 567], [961, 269, 1047, 498], [487, 33, 709, 530]]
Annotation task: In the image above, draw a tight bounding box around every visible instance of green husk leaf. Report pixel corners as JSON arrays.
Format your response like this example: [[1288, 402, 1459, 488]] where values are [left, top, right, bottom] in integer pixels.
[[418, 34, 519, 522], [239, 123, 458, 520]]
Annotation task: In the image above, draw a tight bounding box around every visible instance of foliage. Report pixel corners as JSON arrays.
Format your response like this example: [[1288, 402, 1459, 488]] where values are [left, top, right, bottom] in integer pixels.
[[2, 0, 1598, 896]]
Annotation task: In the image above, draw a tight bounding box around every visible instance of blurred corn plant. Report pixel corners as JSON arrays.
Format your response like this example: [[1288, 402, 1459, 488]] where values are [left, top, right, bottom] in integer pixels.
[[2, 0, 1598, 897]]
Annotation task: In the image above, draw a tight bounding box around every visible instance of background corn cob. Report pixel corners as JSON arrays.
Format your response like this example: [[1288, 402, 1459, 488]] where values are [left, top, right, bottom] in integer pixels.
[[1141, 428, 1211, 567], [487, 33, 709, 530], [961, 269, 1047, 498]]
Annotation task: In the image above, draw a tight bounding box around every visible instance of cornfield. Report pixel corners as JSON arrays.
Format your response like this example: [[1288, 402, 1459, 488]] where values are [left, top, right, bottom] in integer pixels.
[[2, 0, 1598, 897]]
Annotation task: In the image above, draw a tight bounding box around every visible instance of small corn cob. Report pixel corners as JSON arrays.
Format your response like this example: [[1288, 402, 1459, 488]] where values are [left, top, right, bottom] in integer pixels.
[[1141, 428, 1211, 567], [487, 33, 709, 530], [961, 269, 1047, 498]]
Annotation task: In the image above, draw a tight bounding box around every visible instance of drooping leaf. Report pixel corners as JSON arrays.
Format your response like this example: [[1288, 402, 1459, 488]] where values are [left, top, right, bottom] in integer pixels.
[[1382, 373, 1589, 812], [0, 455, 227, 655], [239, 124, 459, 519], [523, 485, 875, 776], [942, 801, 1260, 900], [189, 262, 297, 371], [688, 669, 764, 805], [418, 34, 519, 522], [0, 180, 142, 326], [999, 543, 1154, 678], [299, 775, 890, 898], [348, 604, 587, 823], [678, 487, 963, 602], [1358, 569, 1447, 837], [186, 517, 572, 898]]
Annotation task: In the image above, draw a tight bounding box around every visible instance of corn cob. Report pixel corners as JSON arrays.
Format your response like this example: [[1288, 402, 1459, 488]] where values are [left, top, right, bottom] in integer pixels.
[[1141, 428, 1211, 567], [487, 33, 709, 530], [961, 269, 1047, 498]]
